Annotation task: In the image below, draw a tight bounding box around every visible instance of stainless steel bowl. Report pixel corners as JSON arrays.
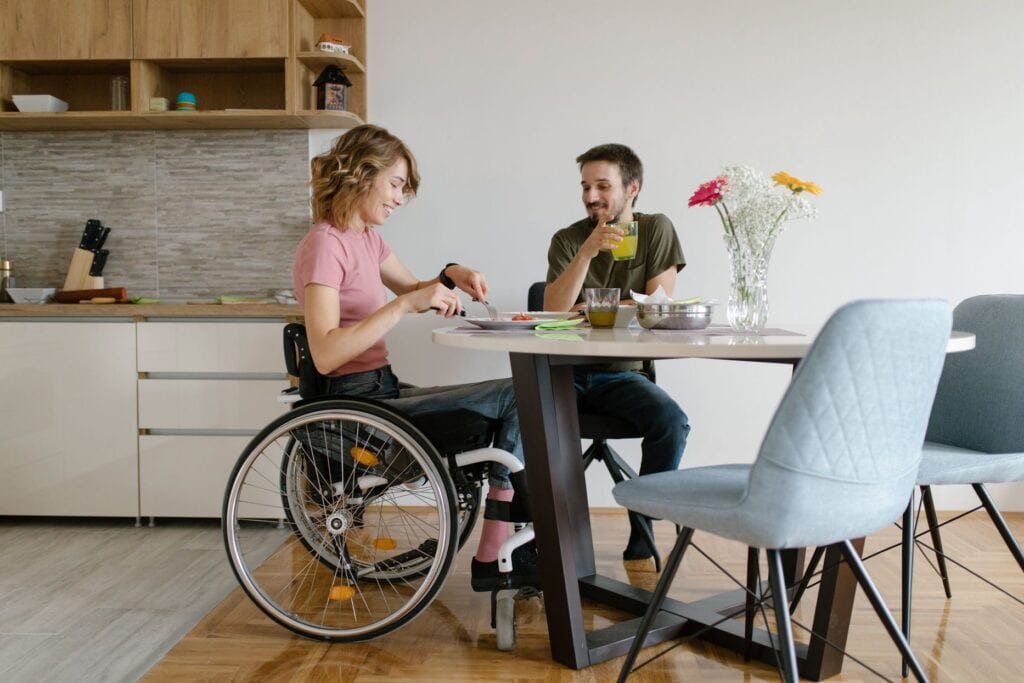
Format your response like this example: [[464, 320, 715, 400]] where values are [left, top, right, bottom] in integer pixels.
[[636, 302, 714, 330]]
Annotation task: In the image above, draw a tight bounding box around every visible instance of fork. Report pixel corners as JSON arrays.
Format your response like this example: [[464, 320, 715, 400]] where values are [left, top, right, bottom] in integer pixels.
[[474, 298, 499, 320]]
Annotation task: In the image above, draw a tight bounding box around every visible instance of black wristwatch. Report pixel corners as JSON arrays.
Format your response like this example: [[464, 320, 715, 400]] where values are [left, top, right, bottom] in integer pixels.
[[439, 263, 458, 289]]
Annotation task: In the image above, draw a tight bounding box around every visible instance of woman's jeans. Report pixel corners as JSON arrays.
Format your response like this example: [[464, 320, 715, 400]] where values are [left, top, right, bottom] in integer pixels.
[[323, 365, 523, 489]]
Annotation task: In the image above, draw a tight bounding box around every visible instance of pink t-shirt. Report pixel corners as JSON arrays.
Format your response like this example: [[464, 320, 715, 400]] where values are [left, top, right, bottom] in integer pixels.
[[293, 221, 393, 377]]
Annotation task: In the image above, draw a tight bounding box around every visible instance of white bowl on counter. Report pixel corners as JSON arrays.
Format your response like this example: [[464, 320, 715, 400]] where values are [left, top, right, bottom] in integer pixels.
[[5, 287, 57, 304], [12, 95, 69, 113]]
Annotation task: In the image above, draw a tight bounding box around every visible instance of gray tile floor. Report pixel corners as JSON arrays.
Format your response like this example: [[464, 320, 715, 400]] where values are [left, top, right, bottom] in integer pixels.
[[0, 517, 276, 683]]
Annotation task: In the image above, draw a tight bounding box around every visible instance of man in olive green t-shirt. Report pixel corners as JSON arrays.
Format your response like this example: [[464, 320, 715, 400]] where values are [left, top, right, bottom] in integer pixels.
[[544, 143, 691, 561]]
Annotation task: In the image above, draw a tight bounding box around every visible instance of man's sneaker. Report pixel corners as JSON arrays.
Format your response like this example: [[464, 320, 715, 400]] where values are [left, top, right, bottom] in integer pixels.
[[470, 541, 541, 592]]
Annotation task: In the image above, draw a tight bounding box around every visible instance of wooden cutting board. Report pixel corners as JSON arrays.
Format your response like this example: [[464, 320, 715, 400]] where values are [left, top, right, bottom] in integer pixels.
[[54, 287, 128, 303]]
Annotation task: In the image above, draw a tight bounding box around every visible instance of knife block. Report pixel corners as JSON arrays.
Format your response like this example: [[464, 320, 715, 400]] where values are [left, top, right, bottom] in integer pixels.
[[63, 248, 96, 291]]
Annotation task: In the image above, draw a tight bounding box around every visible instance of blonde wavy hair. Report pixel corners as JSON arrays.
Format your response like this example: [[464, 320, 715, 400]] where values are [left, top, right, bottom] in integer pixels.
[[311, 125, 421, 227]]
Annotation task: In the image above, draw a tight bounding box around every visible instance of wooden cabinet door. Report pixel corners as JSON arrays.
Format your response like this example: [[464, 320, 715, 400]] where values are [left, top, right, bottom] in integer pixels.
[[133, 0, 289, 59], [0, 0, 132, 59]]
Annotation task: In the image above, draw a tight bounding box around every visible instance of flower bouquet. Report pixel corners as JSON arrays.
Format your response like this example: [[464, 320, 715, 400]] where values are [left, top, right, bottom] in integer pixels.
[[689, 166, 822, 332]]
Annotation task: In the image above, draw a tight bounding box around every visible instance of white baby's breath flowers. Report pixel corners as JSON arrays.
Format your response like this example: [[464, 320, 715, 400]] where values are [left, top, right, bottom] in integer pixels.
[[719, 165, 817, 251]]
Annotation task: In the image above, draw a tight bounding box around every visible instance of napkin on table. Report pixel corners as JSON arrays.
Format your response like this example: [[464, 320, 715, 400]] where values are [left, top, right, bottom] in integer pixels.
[[535, 318, 585, 330], [630, 287, 702, 305]]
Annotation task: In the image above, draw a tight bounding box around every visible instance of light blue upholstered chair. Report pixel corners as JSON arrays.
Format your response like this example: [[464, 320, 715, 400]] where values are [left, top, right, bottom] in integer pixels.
[[901, 294, 1024, 669], [613, 299, 952, 683]]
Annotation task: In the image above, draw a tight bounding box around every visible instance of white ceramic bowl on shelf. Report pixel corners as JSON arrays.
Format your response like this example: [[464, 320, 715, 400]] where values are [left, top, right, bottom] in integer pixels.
[[12, 95, 69, 113], [4, 288, 57, 304]]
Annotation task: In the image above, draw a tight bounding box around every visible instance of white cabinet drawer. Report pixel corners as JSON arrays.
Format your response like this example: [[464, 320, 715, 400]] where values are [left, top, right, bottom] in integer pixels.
[[137, 321, 284, 373], [138, 379, 289, 430], [139, 435, 283, 518]]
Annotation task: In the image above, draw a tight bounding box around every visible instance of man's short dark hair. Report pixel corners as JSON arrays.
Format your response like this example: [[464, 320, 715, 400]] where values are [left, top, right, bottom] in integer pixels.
[[576, 143, 643, 206]]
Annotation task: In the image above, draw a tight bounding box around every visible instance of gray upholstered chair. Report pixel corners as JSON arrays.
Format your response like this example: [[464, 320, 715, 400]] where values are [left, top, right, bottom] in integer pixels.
[[901, 294, 1024, 670], [613, 299, 952, 683]]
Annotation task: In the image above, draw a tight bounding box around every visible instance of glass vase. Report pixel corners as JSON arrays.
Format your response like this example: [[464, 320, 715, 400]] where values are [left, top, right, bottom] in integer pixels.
[[724, 234, 775, 333]]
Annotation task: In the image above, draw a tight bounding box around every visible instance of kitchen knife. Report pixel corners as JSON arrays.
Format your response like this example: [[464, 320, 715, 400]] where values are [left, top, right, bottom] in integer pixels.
[[94, 227, 111, 251], [89, 249, 108, 277], [79, 219, 104, 251]]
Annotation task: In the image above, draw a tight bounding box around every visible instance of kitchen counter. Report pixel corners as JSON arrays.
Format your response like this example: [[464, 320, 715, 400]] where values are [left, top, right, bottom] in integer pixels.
[[0, 303, 301, 318]]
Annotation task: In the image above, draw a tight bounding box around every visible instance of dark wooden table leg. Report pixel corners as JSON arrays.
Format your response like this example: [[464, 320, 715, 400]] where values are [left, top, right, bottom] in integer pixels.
[[801, 538, 865, 680], [510, 352, 594, 668]]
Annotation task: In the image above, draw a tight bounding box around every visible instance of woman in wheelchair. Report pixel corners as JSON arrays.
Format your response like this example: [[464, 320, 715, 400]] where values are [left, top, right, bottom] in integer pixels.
[[223, 124, 538, 645], [295, 124, 537, 591]]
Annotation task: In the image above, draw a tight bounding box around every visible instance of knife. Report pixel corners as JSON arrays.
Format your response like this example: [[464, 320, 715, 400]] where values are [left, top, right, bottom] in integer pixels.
[[79, 219, 103, 250], [94, 227, 111, 251], [89, 249, 109, 277]]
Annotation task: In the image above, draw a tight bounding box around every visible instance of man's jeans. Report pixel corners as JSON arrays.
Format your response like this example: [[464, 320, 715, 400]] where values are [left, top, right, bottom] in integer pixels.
[[323, 365, 523, 489], [573, 369, 690, 475]]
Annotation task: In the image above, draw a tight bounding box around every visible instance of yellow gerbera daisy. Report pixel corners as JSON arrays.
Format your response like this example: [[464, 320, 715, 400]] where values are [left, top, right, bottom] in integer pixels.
[[773, 171, 823, 195]]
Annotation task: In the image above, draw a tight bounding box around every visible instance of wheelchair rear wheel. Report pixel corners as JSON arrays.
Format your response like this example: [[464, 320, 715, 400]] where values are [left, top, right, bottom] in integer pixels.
[[223, 399, 459, 641]]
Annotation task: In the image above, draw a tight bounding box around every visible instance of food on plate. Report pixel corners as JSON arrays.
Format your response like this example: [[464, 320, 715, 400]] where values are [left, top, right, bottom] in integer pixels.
[[511, 314, 534, 321]]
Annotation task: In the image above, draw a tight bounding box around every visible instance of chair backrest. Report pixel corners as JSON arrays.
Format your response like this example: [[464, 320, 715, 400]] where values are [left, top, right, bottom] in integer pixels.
[[283, 322, 326, 398], [925, 294, 1024, 453], [527, 281, 547, 312], [741, 299, 951, 549], [527, 280, 655, 382]]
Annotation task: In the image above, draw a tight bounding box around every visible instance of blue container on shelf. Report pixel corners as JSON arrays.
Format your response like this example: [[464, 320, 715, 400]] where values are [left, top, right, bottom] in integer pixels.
[[175, 91, 197, 111]]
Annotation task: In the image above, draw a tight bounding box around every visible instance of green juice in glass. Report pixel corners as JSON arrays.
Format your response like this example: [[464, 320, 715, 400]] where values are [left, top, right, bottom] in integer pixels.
[[588, 310, 617, 328]]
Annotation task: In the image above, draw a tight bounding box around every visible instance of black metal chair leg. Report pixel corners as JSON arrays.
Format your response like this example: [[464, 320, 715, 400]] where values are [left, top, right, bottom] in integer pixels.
[[744, 547, 758, 661], [839, 540, 930, 683], [902, 491, 915, 678], [921, 485, 952, 599], [973, 483, 1024, 572], [617, 527, 694, 683], [582, 441, 600, 470], [788, 545, 825, 613], [766, 550, 799, 683]]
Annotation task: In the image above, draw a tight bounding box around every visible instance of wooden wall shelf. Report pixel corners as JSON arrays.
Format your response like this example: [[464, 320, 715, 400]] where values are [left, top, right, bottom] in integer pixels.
[[0, 0, 368, 131], [297, 0, 364, 19], [295, 51, 365, 73], [0, 109, 364, 131]]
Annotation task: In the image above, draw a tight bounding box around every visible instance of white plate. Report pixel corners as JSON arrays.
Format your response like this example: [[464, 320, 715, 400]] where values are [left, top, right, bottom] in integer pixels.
[[465, 318, 543, 330], [501, 311, 579, 321]]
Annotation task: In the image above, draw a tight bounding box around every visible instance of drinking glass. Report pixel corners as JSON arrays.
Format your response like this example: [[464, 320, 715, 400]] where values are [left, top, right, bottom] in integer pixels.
[[609, 220, 638, 261], [585, 287, 620, 328]]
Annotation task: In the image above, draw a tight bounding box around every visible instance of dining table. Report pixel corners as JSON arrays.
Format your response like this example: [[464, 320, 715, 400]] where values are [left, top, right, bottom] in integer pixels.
[[433, 321, 975, 678]]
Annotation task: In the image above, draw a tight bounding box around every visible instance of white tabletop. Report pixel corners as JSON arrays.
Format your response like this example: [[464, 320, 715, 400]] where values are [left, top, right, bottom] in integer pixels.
[[432, 325, 976, 361]]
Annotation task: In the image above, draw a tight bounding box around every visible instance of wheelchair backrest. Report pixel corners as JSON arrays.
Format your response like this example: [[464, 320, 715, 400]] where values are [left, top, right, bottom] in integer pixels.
[[283, 322, 327, 398]]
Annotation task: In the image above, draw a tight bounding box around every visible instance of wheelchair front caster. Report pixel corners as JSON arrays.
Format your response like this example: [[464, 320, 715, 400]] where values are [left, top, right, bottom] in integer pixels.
[[495, 593, 516, 651], [491, 585, 541, 651]]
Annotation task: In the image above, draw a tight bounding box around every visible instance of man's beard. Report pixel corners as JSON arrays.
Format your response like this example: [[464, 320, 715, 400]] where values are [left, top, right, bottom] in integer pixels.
[[586, 204, 622, 227]]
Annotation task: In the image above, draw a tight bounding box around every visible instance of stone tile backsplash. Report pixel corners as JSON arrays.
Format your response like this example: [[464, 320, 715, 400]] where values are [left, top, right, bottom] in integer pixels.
[[0, 130, 309, 297]]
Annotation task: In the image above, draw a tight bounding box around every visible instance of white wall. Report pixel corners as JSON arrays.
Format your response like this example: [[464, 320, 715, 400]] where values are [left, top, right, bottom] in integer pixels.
[[311, 0, 1024, 510]]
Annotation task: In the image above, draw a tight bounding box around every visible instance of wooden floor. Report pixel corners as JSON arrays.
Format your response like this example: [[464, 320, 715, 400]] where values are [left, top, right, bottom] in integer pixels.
[[144, 510, 1024, 682]]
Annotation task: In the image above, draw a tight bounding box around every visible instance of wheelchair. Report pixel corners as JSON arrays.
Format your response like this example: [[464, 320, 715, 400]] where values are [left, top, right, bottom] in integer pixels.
[[222, 323, 536, 649]]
